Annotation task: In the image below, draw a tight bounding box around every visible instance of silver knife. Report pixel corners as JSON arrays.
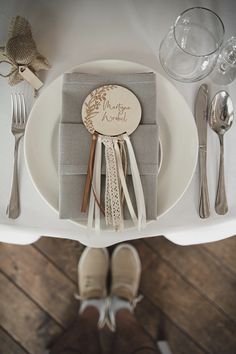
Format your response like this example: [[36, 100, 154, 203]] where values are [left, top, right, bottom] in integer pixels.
[[195, 84, 210, 218]]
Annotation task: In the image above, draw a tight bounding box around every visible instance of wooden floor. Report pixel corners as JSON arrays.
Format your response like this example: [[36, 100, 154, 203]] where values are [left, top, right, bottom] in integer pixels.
[[0, 235, 236, 354]]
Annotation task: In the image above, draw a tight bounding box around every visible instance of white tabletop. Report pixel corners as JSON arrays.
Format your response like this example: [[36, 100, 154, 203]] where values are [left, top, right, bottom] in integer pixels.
[[1, 0, 236, 247]]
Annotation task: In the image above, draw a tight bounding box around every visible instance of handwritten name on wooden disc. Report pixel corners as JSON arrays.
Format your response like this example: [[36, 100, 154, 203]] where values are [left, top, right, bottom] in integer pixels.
[[82, 85, 142, 136]]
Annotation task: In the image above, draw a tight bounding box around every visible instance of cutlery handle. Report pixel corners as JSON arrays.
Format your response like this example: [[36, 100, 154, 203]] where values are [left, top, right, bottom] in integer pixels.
[[215, 135, 228, 215], [7, 136, 21, 219], [199, 147, 210, 218]]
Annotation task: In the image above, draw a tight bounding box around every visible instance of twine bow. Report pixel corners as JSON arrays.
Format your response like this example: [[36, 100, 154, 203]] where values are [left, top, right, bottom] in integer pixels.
[[0, 16, 50, 86]]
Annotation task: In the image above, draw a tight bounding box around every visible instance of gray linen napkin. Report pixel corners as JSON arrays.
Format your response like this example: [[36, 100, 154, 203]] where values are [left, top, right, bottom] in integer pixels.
[[59, 72, 159, 220]]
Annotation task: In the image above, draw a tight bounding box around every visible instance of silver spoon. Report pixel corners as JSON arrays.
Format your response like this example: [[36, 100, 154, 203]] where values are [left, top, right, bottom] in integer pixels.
[[209, 91, 234, 215]]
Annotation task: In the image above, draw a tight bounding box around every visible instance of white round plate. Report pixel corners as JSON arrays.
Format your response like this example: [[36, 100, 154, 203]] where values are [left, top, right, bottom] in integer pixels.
[[25, 60, 198, 226]]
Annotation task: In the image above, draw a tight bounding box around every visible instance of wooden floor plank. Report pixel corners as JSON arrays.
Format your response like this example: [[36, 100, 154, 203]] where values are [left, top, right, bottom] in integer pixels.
[[0, 243, 78, 327], [135, 295, 161, 340], [0, 272, 61, 354], [135, 297, 206, 354], [137, 241, 236, 353], [131, 239, 158, 271], [0, 327, 28, 354], [145, 237, 236, 322], [35, 237, 84, 283], [203, 237, 236, 275]]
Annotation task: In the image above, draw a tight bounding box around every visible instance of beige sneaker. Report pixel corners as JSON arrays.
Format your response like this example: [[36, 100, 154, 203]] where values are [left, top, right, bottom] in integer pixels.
[[111, 244, 142, 302], [78, 247, 109, 300]]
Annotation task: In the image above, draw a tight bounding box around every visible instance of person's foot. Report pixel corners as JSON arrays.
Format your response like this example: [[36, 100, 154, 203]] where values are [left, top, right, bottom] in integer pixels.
[[78, 247, 109, 300], [111, 244, 142, 302]]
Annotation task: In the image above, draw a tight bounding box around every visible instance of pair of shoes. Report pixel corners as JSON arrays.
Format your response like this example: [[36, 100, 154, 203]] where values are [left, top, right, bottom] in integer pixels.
[[78, 244, 141, 303]]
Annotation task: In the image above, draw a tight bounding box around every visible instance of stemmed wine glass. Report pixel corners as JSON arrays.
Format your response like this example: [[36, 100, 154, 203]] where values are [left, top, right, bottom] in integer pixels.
[[212, 36, 236, 85], [159, 7, 225, 82]]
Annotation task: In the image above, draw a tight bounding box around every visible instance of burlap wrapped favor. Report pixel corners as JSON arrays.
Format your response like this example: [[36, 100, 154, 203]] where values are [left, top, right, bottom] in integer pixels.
[[0, 16, 50, 86]]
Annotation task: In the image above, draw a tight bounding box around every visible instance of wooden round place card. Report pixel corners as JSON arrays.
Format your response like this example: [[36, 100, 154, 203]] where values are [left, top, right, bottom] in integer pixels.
[[81, 85, 142, 136]]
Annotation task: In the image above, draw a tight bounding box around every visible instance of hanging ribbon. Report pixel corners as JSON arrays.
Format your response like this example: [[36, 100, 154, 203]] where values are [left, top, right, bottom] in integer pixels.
[[81, 133, 98, 213], [94, 137, 102, 231], [86, 133, 146, 231], [124, 134, 146, 230], [102, 136, 123, 231], [118, 139, 128, 206], [113, 139, 138, 226], [87, 136, 102, 232]]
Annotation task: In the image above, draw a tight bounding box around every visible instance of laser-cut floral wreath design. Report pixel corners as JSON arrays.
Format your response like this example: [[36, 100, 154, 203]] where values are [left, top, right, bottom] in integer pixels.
[[83, 85, 117, 134]]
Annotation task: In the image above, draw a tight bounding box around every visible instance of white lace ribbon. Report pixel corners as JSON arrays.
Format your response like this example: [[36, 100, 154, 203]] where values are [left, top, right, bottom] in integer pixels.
[[102, 136, 123, 231]]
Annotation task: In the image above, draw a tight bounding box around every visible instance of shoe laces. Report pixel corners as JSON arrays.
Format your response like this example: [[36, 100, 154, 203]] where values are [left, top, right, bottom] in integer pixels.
[[74, 293, 143, 331], [130, 294, 143, 308], [74, 293, 82, 301], [107, 294, 144, 332], [74, 293, 109, 330]]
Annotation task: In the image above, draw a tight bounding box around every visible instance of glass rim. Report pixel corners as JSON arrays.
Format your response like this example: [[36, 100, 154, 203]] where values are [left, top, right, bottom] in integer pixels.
[[173, 6, 225, 58]]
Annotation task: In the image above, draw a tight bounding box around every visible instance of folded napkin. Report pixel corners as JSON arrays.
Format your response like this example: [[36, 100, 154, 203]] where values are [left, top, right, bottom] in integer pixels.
[[59, 72, 159, 220]]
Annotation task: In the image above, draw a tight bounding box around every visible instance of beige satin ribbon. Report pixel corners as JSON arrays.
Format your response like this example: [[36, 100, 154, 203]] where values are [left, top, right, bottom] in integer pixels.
[[118, 139, 127, 206], [124, 134, 146, 229]]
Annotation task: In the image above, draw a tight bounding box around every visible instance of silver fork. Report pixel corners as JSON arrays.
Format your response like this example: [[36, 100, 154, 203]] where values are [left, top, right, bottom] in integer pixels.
[[6, 93, 27, 219]]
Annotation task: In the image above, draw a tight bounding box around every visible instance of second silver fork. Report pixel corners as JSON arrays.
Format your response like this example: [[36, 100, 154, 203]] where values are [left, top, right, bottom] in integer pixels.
[[7, 93, 27, 219]]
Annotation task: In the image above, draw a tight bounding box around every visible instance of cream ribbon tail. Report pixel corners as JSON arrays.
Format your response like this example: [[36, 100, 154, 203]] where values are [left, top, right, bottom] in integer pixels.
[[124, 134, 146, 230]]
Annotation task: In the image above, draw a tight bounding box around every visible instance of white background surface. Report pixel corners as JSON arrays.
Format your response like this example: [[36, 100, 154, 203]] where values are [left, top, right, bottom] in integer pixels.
[[0, 0, 236, 246]]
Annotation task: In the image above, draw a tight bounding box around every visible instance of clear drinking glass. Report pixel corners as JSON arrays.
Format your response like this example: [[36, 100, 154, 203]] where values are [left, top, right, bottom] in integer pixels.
[[212, 36, 236, 85], [159, 7, 225, 82]]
